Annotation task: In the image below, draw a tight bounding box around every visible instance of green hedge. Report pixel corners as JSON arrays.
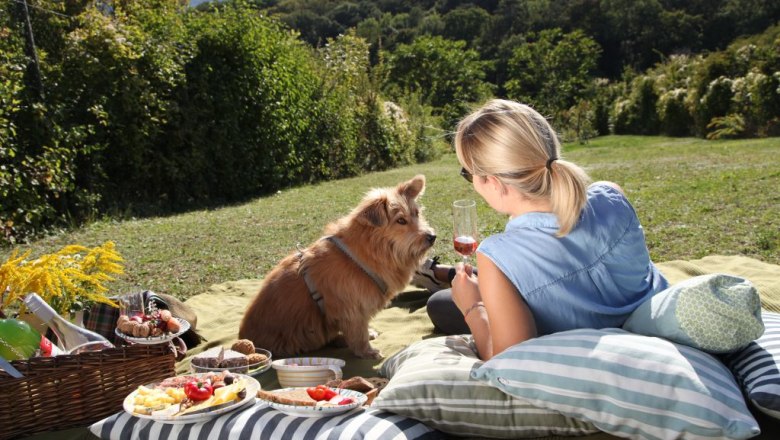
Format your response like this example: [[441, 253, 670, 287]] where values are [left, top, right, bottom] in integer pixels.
[[1, 0, 437, 243], [606, 24, 780, 139]]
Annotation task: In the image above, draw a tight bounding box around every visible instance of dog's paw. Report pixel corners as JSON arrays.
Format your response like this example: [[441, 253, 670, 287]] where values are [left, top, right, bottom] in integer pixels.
[[368, 328, 379, 340]]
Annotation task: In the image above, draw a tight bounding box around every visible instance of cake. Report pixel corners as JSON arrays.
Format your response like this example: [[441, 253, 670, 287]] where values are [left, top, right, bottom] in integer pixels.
[[191, 347, 249, 372]]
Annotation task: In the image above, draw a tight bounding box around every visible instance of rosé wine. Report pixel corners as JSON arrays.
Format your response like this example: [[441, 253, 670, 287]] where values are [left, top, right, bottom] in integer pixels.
[[453, 236, 478, 257]]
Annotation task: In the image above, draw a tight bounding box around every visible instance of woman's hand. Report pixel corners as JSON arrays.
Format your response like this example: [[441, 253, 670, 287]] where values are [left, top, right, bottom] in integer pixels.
[[451, 262, 481, 315]]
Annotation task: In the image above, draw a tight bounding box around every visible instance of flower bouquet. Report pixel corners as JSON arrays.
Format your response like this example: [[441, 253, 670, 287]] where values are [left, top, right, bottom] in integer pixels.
[[0, 241, 124, 319]]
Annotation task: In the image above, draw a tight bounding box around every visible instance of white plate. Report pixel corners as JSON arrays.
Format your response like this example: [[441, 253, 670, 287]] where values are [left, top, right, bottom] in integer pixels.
[[123, 373, 260, 424], [260, 387, 367, 418], [115, 317, 190, 344]]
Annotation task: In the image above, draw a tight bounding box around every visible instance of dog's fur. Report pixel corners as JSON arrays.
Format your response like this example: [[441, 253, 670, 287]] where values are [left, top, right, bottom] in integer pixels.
[[238, 175, 436, 359]]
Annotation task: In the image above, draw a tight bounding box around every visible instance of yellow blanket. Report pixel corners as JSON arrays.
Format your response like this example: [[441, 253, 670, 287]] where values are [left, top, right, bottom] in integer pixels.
[[176, 255, 780, 440], [179, 255, 780, 384]]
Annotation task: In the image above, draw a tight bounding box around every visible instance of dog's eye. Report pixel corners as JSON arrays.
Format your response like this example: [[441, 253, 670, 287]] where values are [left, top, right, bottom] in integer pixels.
[[397, 218, 407, 225]]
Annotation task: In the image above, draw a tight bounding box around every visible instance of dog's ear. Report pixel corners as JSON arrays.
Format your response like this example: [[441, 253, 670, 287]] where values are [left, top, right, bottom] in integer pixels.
[[358, 196, 389, 227], [398, 175, 426, 200]]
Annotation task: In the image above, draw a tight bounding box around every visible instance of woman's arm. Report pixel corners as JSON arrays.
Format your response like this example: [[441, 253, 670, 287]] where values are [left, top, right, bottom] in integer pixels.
[[452, 252, 537, 360], [476, 253, 536, 357]]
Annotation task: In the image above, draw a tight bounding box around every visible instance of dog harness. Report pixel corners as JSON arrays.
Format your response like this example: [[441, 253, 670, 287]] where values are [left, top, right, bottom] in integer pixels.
[[297, 235, 388, 315]]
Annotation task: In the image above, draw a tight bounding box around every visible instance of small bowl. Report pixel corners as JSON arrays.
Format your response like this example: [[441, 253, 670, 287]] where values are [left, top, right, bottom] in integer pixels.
[[271, 357, 345, 388], [192, 348, 272, 375]]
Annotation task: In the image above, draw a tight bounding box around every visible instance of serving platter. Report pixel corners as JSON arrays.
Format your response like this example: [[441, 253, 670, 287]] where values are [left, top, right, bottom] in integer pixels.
[[123, 373, 260, 424]]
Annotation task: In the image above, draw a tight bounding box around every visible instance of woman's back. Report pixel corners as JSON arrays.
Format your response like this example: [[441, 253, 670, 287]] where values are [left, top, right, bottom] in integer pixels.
[[479, 182, 669, 335]]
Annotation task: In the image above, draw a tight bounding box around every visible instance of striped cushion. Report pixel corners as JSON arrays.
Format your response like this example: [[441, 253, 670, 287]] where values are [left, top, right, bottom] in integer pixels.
[[472, 328, 761, 440], [373, 335, 598, 438], [89, 402, 444, 440], [721, 311, 780, 419]]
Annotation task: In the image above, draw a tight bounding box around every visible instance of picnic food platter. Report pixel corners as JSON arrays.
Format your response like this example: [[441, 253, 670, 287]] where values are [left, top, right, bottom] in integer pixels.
[[257, 386, 367, 418], [115, 317, 190, 344], [123, 372, 260, 424]]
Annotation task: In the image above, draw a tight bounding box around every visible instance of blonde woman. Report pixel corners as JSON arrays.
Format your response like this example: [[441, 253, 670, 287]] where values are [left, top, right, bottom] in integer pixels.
[[422, 99, 668, 360]]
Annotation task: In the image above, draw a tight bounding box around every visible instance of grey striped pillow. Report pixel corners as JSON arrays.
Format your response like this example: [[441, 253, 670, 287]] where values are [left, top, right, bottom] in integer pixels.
[[721, 311, 780, 419], [473, 328, 760, 440], [89, 402, 444, 439], [374, 335, 598, 438]]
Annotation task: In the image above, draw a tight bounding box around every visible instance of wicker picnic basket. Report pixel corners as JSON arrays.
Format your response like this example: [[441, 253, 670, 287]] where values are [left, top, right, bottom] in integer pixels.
[[0, 343, 175, 440]]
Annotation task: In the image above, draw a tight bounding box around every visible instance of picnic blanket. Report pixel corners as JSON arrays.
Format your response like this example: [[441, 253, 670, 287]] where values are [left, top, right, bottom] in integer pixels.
[[178, 255, 780, 384], [167, 255, 780, 440], [22, 255, 780, 440]]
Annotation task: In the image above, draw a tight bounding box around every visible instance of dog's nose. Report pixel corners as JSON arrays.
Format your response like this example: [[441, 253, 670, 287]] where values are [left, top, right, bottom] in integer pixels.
[[426, 233, 436, 244]]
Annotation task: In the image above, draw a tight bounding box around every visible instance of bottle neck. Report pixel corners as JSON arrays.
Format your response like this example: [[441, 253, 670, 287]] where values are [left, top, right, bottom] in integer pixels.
[[22, 293, 58, 323]]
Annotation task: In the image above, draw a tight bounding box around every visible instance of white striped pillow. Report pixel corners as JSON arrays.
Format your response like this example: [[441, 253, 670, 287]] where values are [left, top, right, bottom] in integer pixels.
[[374, 335, 598, 438], [472, 328, 761, 440], [721, 311, 780, 419]]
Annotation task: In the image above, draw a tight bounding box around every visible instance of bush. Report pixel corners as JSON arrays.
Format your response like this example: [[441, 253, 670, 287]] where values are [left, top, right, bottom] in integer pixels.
[[706, 113, 745, 140], [0, 13, 79, 243], [657, 88, 693, 136], [382, 35, 493, 131], [612, 75, 659, 135], [558, 100, 598, 143], [164, 4, 324, 203], [505, 28, 601, 121], [394, 91, 447, 163], [49, 4, 188, 212], [650, 54, 696, 136], [591, 78, 619, 136], [604, 25, 779, 138], [1, 1, 434, 243]]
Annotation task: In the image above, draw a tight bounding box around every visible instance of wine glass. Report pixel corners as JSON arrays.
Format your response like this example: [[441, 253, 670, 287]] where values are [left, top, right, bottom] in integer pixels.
[[118, 291, 145, 320], [452, 199, 479, 264]]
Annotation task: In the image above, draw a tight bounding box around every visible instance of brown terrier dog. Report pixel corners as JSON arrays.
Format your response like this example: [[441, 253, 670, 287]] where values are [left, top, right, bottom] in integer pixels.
[[239, 175, 436, 359]]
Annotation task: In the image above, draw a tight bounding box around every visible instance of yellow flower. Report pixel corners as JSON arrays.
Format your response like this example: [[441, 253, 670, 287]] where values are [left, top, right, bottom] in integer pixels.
[[0, 241, 123, 316]]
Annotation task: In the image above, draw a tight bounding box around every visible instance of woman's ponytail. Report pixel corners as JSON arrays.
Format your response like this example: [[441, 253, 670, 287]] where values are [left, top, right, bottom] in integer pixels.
[[548, 159, 590, 236]]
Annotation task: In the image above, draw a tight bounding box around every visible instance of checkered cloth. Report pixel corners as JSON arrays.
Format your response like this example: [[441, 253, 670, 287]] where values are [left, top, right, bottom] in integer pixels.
[[83, 300, 123, 345]]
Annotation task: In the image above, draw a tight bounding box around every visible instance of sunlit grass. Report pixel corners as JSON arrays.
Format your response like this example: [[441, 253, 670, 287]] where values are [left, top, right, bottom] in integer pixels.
[[2, 136, 778, 301]]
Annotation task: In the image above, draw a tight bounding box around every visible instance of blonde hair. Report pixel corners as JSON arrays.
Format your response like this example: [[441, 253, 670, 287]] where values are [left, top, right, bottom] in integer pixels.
[[454, 99, 591, 236]]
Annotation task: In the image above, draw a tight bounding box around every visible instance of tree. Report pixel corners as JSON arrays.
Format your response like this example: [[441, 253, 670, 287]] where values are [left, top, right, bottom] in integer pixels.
[[383, 35, 494, 129], [440, 5, 490, 45], [505, 28, 601, 118], [280, 9, 343, 47]]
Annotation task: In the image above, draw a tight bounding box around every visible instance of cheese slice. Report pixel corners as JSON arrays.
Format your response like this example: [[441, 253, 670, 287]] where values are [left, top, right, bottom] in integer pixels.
[[175, 380, 246, 416]]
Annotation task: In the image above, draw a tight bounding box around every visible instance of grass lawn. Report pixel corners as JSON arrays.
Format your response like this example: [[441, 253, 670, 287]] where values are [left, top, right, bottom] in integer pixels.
[[2, 135, 778, 301]]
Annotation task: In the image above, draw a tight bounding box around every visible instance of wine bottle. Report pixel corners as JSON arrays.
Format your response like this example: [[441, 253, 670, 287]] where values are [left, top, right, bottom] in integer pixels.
[[0, 318, 41, 360], [22, 293, 114, 355]]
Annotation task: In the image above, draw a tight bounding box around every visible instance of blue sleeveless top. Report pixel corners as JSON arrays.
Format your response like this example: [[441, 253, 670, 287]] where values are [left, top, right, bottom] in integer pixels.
[[478, 182, 669, 336]]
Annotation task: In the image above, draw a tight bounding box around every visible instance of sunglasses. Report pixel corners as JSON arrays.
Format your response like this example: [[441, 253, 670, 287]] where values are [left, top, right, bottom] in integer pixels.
[[459, 167, 473, 183]]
